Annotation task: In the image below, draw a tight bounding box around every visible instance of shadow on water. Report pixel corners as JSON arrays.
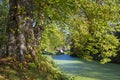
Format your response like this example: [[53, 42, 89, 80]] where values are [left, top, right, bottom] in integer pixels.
[[52, 54, 120, 80]]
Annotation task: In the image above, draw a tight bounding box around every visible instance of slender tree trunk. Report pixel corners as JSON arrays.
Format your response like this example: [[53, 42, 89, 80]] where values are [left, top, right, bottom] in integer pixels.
[[7, 0, 43, 62]]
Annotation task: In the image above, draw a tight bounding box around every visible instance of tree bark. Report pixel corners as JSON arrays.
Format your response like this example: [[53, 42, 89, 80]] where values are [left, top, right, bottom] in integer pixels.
[[7, 0, 43, 62]]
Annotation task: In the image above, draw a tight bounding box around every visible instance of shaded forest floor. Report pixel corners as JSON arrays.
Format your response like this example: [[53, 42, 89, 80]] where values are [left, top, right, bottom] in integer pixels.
[[53, 54, 120, 80], [0, 55, 69, 80]]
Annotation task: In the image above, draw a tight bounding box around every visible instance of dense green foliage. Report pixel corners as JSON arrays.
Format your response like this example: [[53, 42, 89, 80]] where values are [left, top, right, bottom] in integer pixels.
[[0, 0, 120, 80], [69, 0, 120, 63], [33, 0, 78, 54], [0, 0, 120, 63], [41, 22, 66, 53]]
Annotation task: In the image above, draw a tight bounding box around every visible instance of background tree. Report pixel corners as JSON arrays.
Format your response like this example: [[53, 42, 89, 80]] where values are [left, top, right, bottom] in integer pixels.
[[41, 22, 66, 53], [69, 0, 120, 63]]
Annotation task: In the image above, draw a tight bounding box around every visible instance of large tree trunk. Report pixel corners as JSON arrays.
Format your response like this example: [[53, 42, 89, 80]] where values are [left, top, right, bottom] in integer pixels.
[[7, 0, 43, 62]]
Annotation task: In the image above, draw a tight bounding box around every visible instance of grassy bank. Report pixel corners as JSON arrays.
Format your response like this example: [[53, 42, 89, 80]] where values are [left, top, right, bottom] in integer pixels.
[[0, 55, 70, 80], [53, 54, 120, 80]]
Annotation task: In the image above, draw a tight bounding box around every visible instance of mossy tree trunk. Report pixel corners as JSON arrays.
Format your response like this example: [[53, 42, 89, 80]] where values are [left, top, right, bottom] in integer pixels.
[[6, 0, 43, 62]]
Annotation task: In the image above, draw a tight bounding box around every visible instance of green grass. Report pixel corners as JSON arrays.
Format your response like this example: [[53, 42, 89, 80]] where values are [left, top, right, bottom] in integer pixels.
[[53, 55, 120, 80]]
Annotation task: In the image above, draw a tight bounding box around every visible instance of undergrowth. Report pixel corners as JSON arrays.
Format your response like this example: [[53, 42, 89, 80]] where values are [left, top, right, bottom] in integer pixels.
[[0, 55, 72, 80]]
